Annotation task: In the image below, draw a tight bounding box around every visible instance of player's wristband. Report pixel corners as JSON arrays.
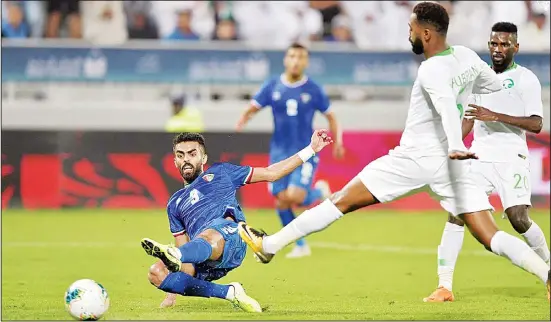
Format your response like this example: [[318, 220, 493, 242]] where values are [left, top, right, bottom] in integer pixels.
[[298, 145, 316, 163]]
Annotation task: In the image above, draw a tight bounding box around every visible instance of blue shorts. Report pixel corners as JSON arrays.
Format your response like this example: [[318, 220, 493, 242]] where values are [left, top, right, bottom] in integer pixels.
[[193, 218, 247, 282], [269, 152, 320, 196]]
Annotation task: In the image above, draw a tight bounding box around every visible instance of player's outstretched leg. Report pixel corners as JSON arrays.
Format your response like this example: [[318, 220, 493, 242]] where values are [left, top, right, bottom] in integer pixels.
[[461, 210, 550, 301], [505, 205, 550, 265], [238, 176, 378, 264], [148, 261, 262, 312], [424, 214, 465, 303]]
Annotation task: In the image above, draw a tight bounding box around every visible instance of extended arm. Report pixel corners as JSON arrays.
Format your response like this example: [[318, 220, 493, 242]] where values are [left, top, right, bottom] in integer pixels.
[[324, 111, 344, 158], [466, 106, 543, 134], [472, 62, 502, 94], [236, 103, 262, 131], [236, 79, 272, 131], [249, 130, 333, 183], [495, 114, 542, 133]]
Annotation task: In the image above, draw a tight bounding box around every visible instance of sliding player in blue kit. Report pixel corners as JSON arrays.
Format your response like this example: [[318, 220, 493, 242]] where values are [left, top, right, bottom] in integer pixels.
[[141, 131, 333, 312], [236, 43, 344, 258]]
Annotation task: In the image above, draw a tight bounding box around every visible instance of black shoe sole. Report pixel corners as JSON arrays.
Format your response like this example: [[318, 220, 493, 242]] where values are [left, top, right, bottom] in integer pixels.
[[141, 239, 180, 272]]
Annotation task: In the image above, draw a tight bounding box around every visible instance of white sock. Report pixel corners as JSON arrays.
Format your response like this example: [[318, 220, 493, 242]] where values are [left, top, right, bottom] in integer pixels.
[[263, 199, 344, 254], [521, 221, 550, 264], [437, 222, 465, 291], [490, 231, 549, 284], [225, 285, 235, 301]]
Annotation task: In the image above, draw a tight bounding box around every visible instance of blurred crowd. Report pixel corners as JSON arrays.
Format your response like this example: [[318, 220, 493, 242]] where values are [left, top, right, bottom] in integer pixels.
[[2, 1, 549, 50]]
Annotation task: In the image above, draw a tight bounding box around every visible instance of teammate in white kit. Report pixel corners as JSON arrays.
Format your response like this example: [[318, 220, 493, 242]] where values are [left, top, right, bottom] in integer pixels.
[[238, 2, 551, 301], [424, 22, 550, 303]]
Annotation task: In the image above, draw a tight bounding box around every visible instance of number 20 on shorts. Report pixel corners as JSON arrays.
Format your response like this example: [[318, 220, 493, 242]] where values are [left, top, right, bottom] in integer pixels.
[[513, 173, 528, 190]]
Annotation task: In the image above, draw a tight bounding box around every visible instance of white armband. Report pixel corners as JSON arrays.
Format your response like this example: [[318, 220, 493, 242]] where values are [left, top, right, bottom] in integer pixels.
[[298, 145, 316, 163]]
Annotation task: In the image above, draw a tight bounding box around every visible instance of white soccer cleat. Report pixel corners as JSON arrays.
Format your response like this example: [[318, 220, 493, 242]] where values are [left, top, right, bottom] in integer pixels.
[[228, 282, 262, 313], [285, 244, 312, 259], [314, 180, 332, 199]]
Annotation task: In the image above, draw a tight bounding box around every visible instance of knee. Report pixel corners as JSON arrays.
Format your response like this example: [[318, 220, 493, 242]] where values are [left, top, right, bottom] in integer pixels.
[[275, 193, 291, 209], [276, 197, 293, 209], [282, 188, 306, 206], [286, 195, 304, 206], [506, 205, 531, 233], [148, 261, 169, 288]]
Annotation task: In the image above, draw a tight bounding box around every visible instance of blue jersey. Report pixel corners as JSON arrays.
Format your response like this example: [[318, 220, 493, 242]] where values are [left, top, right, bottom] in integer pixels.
[[253, 75, 331, 154], [166, 163, 253, 240]]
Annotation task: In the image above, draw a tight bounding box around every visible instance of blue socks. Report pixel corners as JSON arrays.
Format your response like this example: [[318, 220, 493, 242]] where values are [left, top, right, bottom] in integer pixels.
[[301, 187, 323, 207], [277, 208, 305, 247], [177, 238, 212, 264], [276, 187, 323, 247], [159, 272, 230, 299]]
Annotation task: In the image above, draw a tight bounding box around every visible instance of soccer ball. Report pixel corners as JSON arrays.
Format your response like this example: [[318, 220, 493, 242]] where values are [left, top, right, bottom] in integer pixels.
[[64, 279, 110, 320]]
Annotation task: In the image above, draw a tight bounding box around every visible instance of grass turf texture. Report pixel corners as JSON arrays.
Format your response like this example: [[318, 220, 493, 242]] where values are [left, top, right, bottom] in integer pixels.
[[2, 209, 550, 320]]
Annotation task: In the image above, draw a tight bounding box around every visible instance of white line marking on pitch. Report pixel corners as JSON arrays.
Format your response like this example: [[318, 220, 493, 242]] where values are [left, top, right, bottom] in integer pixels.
[[1, 241, 491, 256], [310, 241, 491, 256]]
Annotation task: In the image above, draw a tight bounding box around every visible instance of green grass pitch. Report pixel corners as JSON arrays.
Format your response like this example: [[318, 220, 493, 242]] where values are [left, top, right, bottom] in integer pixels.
[[2, 209, 550, 320]]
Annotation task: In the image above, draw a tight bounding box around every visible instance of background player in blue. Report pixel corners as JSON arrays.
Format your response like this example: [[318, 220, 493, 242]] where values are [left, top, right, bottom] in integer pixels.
[[236, 43, 344, 259], [141, 130, 333, 312]]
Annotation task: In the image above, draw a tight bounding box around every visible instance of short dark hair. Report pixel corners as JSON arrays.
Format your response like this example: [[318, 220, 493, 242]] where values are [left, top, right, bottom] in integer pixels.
[[413, 2, 449, 35], [173, 132, 206, 153], [492, 22, 518, 34], [288, 42, 308, 52]]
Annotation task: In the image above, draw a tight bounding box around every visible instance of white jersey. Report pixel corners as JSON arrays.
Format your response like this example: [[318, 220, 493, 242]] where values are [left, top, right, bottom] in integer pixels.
[[358, 46, 500, 216], [469, 63, 544, 162], [398, 45, 502, 157]]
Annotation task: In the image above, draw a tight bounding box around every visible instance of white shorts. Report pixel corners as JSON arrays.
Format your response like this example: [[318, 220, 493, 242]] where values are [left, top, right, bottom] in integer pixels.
[[357, 150, 494, 216], [470, 160, 532, 210]]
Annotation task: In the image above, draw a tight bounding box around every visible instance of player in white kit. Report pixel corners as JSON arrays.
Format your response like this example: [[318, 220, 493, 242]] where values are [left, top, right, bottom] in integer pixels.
[[238, 2, 551, 301], [424, 22, 550, 303]]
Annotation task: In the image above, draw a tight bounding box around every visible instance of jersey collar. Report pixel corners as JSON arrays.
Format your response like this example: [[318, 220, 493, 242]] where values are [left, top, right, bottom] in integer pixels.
[[280, 74, 308, 88], [183, 173, 202, 188], [434, 46, 454, 56], [504, 61, 518, 72], [490, 61, 518, 73]]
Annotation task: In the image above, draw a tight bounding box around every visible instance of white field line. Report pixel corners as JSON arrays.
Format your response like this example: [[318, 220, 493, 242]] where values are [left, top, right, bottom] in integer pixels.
[[310, 241, 491, 256], [0, 241, 492, 257]]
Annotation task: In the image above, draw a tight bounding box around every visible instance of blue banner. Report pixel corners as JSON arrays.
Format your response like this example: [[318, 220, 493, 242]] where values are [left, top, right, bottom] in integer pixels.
[[2, 45, 549, 86]]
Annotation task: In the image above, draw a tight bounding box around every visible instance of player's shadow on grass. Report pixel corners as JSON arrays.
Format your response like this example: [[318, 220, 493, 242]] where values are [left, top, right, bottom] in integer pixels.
[[164, 302, 248, 313], [459, 286, 542, 299], [164, 303, 363, 316]]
